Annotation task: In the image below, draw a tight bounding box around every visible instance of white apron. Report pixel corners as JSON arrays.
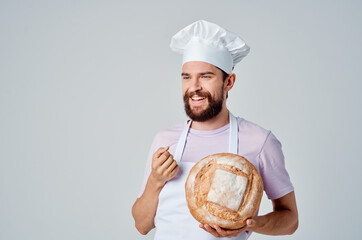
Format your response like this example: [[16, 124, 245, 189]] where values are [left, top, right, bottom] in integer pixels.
[[154, 112, 250, 240]]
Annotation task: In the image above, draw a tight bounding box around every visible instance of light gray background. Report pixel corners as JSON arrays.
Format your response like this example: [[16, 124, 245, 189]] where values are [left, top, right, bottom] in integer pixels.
[[1, 0, 361, 239]]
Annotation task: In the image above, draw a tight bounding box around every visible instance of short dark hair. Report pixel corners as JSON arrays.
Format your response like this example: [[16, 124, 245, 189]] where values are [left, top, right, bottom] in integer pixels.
[[217, 67, 230, 98], [216, 67, 230, 82]]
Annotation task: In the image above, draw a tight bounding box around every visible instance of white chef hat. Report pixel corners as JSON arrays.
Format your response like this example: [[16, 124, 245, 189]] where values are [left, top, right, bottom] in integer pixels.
[[170, 20, 250, 74]]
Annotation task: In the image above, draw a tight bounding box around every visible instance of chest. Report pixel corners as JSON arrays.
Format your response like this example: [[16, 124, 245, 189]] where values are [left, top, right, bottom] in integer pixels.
[[180, 133, 260, 173]]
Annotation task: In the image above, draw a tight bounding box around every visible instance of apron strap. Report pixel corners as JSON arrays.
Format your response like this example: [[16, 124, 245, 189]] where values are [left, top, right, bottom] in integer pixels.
[[174, 120, 192, 162], [229, 112, 239, 155]]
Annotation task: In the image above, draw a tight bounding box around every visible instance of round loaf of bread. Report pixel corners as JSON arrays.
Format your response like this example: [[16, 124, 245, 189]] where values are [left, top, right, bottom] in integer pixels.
[[185, 153, 263, 229]]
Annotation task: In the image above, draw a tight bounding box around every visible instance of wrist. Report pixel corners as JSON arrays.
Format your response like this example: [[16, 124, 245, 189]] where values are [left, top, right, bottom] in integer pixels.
[[148, 174, 166, 191]]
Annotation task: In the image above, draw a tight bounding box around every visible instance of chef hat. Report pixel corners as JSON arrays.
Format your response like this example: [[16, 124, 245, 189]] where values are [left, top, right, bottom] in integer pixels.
[[170, 20, 250, 74]]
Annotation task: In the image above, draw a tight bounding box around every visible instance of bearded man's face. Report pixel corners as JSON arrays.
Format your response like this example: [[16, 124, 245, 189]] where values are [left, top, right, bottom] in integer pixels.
[[181, 61, 226, 122]]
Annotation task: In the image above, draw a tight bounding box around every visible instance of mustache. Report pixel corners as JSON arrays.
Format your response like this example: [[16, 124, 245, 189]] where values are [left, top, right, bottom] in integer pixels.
[[184, 90, 211, 99]]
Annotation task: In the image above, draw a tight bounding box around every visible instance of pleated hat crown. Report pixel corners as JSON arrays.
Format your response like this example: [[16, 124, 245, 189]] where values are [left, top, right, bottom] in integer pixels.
[[170, 20, 250, 74]]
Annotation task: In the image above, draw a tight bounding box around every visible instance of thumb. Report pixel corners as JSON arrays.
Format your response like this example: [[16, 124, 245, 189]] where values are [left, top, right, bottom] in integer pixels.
[[246, 219, 256, 227]]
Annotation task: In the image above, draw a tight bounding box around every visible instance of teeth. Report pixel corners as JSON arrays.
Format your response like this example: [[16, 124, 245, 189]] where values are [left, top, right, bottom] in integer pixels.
[[192, 96, 205, 101]]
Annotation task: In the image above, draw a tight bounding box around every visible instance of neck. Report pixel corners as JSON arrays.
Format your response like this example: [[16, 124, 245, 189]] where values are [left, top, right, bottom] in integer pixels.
[[190, 107, 230, 130]]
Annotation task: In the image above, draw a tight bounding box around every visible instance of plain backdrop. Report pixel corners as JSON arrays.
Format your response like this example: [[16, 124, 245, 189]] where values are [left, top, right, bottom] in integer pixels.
[[1, 0, 361, 239]]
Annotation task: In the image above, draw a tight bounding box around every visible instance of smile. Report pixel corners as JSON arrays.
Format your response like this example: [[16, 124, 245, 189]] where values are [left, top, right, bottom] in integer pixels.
[[191, 96, 206, 101], [190, 96, 207, 105]]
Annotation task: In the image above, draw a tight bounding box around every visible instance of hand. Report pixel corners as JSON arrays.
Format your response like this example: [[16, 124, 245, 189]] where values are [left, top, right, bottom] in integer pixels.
[[199, 219, 256, 238], [150, 146, 179, 187]]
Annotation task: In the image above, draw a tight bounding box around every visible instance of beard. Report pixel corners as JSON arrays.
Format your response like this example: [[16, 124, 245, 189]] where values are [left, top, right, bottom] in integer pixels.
[[183, 87, 224, 122]]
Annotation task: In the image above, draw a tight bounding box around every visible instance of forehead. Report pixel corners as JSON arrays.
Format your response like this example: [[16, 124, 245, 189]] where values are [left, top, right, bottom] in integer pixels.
[[182, 61, 220, 74]]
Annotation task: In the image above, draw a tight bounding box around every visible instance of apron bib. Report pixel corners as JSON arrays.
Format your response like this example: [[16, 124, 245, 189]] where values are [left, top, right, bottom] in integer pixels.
[[154, 112, 249, 240]]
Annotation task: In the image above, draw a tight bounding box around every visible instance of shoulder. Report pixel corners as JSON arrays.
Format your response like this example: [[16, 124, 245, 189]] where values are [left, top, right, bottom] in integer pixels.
[[152, 121, 186, 147], [235, 117, 284, 160], [237, 117, 271, 143]]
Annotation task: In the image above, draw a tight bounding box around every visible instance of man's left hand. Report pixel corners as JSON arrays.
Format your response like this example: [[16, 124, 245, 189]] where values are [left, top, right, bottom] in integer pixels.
[[199, 219, 256, 238]]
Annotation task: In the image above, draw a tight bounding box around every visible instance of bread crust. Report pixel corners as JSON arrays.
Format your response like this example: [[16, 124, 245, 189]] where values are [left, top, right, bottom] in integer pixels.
[[185, 153, 263, 229]]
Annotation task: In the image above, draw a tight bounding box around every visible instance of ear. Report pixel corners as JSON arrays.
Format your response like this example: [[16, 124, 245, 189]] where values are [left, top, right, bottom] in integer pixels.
[[224, 73, 236, 91]]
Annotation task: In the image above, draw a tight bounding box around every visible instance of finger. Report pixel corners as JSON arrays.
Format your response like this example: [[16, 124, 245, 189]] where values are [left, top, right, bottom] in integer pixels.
[[214, 225, 245, 237], [214, 225, 228, 236], [159, 151, 171, 163], [159, 155, 174, 170], [204, 224, 220, 237], [155, 150, 171, 166], [200, 225, 216, 236], [163, 159, 177, 175], [153, 146, 169, 159], [199, 224, 207, 231], [168, 164, 179, 178]]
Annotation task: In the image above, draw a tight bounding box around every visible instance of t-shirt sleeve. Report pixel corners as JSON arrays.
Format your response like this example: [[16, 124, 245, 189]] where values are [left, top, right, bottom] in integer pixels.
[[258, 131, 294, 200]]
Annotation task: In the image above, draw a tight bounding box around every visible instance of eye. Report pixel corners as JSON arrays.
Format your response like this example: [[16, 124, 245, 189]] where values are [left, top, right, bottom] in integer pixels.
[[183, 76, 190, 80], [202, 75, 211, 79]]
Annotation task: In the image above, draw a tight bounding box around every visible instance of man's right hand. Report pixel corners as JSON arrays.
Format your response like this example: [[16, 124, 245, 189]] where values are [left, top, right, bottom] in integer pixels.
[[150, 146, 179, 187], [132, 146, 179, 235]]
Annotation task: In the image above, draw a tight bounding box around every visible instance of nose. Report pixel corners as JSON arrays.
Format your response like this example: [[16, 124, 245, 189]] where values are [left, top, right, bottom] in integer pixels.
[[188, 77, 202, 92]]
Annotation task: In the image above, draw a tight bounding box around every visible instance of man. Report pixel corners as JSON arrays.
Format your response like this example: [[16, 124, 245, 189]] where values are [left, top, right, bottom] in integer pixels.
[[132, 20, 298, 239]]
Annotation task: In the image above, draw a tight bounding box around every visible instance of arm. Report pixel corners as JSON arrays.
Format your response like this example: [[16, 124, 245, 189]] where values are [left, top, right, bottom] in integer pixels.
[[131, 175, 163, 235], [200, 191, 298, 237], [132, 147, 179, 235], [250, 190, 298, 235]]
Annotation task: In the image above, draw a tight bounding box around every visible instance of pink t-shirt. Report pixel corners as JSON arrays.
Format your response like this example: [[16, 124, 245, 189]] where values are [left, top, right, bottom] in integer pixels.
[[138, 117, 294, 200]]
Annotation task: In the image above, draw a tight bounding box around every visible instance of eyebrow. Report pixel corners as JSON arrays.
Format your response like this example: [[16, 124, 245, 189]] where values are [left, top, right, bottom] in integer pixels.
[[181, 72, 215, 76]]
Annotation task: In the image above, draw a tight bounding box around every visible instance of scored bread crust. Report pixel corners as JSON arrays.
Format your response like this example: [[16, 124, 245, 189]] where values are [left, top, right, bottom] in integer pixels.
[[185, 153, 263, 229]]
